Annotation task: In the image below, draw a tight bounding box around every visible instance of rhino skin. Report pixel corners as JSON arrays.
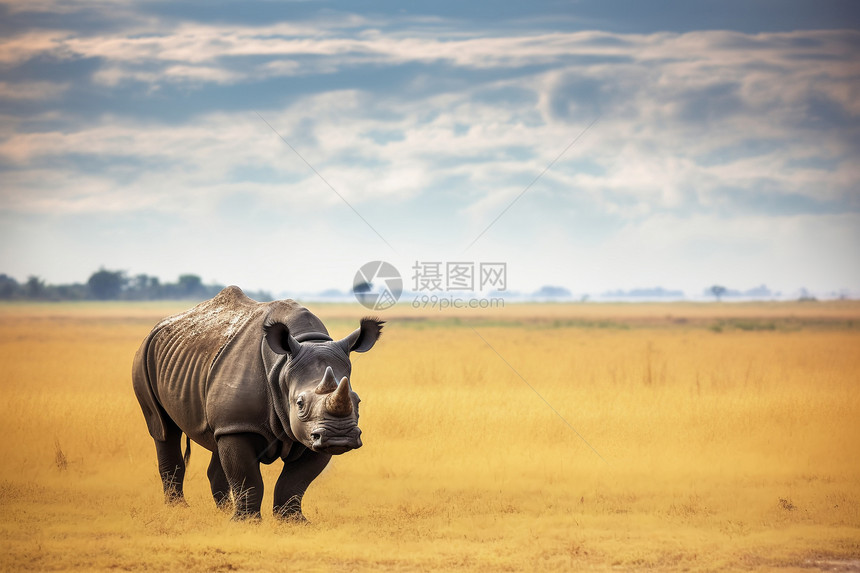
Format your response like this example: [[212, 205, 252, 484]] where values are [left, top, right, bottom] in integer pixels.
[[132, 286, 382, 521]]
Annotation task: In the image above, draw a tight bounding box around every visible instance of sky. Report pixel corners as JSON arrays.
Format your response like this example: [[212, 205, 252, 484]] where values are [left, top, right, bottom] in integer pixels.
[[0, 0, 858, 298]]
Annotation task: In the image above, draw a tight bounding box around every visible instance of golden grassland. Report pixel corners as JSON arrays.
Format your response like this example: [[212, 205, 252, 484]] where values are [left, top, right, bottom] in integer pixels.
[[0, 300, 858, 571]]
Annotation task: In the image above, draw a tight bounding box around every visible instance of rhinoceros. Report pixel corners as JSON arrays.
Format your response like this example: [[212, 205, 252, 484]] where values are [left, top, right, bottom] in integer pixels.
[[132, 286, 382, 521]]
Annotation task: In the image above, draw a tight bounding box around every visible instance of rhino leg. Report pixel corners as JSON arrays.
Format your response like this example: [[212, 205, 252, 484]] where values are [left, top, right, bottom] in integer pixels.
[[207, 451, 231, 510], [216, 433, 265, 520], [273, 450, 332, 522], [154, 422, 187, 505]]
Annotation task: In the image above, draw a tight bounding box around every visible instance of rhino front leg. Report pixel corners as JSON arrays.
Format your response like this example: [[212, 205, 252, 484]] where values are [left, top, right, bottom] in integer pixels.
[[216, 433, 265, 520], [154, 424, 186, 505], [273, 450, 332, 522], [207, 451, 231, 510]]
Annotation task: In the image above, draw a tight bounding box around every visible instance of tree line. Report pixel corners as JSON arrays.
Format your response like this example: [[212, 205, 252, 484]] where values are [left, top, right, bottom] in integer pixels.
[[0, 270, 273, 302]]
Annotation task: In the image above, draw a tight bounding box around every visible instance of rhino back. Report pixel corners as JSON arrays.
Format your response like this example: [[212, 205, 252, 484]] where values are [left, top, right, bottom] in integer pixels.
[[145, 286, 268, 448], [139, 286, 326, 452]]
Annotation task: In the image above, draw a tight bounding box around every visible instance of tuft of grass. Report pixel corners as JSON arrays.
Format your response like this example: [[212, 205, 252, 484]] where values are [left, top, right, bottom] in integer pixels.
[[779, 498, 796, 511], [54, 439, 67, 471]]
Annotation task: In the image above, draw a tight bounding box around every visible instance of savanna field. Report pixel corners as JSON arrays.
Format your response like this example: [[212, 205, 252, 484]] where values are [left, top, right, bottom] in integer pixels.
[[0, 301, 858, 571]]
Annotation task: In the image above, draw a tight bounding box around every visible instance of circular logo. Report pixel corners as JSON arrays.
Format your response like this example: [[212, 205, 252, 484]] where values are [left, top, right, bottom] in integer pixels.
[[353, 261, 402, 310]]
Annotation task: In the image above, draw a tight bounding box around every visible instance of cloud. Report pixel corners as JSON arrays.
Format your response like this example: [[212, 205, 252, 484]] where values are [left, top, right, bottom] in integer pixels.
[[1, 11, 858, 291], [0, 0, 138, 14], [7, 20, 850, 82], [0, 30, 68, 66], [93, 64, 242, 86], [0, 80, 68, 99]]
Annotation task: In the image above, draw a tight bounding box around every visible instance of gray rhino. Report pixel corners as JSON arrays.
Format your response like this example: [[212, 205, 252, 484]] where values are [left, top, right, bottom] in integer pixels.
[[132, 286, 382, 521]]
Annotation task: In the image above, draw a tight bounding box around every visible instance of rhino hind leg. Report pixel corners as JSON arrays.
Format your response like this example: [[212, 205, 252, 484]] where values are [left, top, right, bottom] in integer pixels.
[[216, 433, 266, 520], [207, 451, 232, 510], [154, 421, 188, 505], [273, 450, 332, 522]]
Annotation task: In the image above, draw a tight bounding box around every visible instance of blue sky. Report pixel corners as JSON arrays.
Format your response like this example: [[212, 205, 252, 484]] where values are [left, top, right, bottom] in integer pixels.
[[0, 0, 858, 297]]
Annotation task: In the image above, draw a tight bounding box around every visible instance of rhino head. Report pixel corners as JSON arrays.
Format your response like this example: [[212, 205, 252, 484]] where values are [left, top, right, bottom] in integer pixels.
[[263, 317, 382, 455]]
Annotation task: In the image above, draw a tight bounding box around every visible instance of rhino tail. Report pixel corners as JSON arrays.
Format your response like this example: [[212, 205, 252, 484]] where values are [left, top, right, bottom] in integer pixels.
[[183, 434, 191, 467]]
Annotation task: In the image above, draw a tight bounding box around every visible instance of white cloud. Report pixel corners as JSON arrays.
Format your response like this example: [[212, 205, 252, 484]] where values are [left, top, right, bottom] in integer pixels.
[[2, 20, 852, 82], [0, 0, 141, 13], [0, 80, 68, 99], [0, 30, 68, 66], [1, 18, 858, 292]]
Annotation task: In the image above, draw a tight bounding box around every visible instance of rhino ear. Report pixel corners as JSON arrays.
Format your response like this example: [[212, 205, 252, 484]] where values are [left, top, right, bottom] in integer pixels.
[[339, 317, 384, 354], [264, 320, 302, 356]]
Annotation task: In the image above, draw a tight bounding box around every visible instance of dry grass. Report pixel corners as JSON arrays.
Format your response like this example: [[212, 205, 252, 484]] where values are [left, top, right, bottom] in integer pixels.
[[0, 301, 858, 571]]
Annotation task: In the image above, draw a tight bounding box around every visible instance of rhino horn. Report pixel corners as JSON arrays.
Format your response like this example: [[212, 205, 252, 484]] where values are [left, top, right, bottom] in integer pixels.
[[314, 366, 338, 395], [325, 376, 353, 417]]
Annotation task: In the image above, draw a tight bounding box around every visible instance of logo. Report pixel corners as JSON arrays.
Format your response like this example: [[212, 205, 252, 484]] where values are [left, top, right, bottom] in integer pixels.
[[353, 261, 402, 310]]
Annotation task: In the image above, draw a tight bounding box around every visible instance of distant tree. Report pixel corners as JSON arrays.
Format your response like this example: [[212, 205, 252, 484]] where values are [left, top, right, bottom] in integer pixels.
[[50, 283, 87, 300], [87, 269, 126, 300], [353, 281, 373, 294], [249, 289, 273, 302], [24, 276, 46, 299], [130, 274, 148, 292], [534, 285, 572, 298], [177, 274, 205, 298], [1, 269, 274, 302], [127, 274, 161, 300], [743, 284, 773, 298], [797, 288, 818, 302], [146, 276, 162, 298], [0, 274, 19, 299], [709, 285, 727, 302]]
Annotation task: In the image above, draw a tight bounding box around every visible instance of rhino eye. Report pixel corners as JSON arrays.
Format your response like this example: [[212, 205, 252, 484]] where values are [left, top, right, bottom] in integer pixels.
[[296, 395, 305, 410]]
